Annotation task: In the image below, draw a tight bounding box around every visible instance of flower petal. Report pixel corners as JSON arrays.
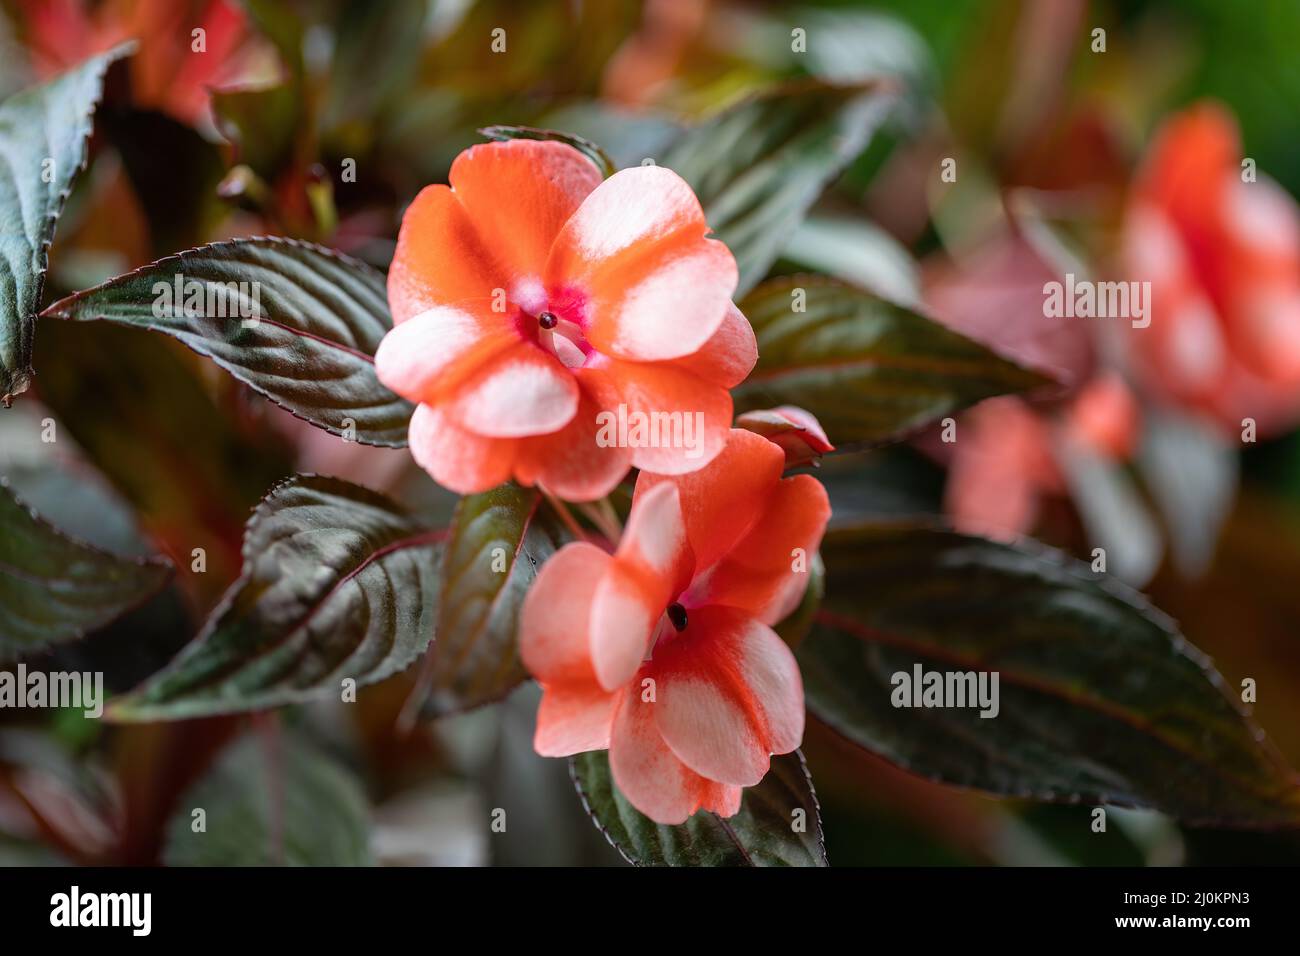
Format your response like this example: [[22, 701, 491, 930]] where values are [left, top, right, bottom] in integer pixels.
[[535, 682, 619, 756], [388, 184, 504, 324], [585, 359, 732, 474], [589, 562, 661, 692], [514, 386, 634, 502], [548, 165, 737, 361], [673, 302, 759, 388], [614, 482, 694, 597], [635, 428, 785, 572], [653, 606, 804, 787], [520, 542, 611, 684], [609, 684, 743, 824], [446, 340, 579, 438], [689, 474, 830, 624], [406, 402, 514, 495], [374, 304, 514, 404], [520, 542, 620, 756], [449, 139, 602, 289]]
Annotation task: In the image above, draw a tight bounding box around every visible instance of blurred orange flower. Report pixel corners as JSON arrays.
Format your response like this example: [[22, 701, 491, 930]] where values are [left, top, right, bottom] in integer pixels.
[[1122, 102, 1300, 435], [26, 0, 262, 127]]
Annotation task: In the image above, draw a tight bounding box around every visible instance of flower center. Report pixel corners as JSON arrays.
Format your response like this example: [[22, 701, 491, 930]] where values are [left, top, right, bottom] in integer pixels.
[[666, 602, 688, 632], [529, 307, 591, 369]]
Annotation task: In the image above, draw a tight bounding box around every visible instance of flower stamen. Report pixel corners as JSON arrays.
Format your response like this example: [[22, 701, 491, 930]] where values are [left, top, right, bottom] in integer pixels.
[[667, 602, 688, 632]]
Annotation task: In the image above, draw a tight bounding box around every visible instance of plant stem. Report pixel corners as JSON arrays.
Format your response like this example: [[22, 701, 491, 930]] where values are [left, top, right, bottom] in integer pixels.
[[542, 490, 590, 543], [578, 497, 623, 546]]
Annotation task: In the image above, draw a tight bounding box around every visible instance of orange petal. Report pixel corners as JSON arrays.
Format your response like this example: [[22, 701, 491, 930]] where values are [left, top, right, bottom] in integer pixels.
[[520, 541, 620, 756], [449, 140, 602, 290], [514, 387, 634, 502], [520, 542, 612, 684], [614, 481, 694, 597], [689, 474, 830, 625], [388, 185, 505, 324], [590, 562, 662, 692], [583, 358, 732, 474], [445, 339, 579, 438], [609, 684, 743, 824], [944, 398, 1050, 539], [547, 166, 736, 361], [406, 403, 514, 495], [652, 606, 804, 787], [374, 304, 515, 404], [673, 302, 758, 389], [535, 682, 619, 757], [636, 428, 786, 572]]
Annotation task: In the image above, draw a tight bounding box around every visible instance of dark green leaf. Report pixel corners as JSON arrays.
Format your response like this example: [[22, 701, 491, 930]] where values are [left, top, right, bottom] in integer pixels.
[[733, 276, 1050, 447], [570, 750, 827, 866], [31, 320, 293, 599], [110, 476, 444, 720], [41, 237, 414, 446], [0, 479, 170, 661], [163, 731, 371, 865], [322, 0, 427, 142], [420, 484, 565, 716], [479, 124, 615, 178], [801, 523, 1300, 827], [0, 44, 131, 404], [662, 82, 894, 297]]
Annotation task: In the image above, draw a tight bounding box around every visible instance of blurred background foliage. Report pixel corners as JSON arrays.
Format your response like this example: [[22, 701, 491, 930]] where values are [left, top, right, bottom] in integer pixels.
[[2, 0, 1299, 865]]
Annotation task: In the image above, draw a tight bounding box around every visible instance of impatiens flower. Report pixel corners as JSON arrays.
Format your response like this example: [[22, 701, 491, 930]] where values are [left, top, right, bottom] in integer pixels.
[[944, 375, 1138, 539], [26, 0, 269, 128], [519, 429, 830, 823], [1122, 101, 1300, 435], [376, 140, 756, 501], [735, 405, 834, 469]]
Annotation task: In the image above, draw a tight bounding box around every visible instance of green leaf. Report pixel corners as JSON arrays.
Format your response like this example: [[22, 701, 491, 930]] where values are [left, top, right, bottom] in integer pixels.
[[801, 523, 1300, 827], [570, 750, 827, 866], [0, 479, 170, 661], [781, 214, 922, 307], [31, 320, 293, 600], [419, 484, 565, 716], [0, 44, 131, 404], [479, 124, 616, 178], [110, 476, 444, 720], [163, 731, 372, 866], [662, 81, 894, 297], [322, 0, 427, 142], [41, 237, 414, 446], [732, 276, 1050, 447]]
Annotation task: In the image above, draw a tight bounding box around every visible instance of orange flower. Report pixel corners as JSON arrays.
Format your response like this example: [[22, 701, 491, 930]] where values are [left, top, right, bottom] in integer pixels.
[[376, 140, 755, 501], [519, 429, 829, 823], [945, 375, 1138, 539], [1122, 102, 1300, 434], [26, 0, 263, 128]]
